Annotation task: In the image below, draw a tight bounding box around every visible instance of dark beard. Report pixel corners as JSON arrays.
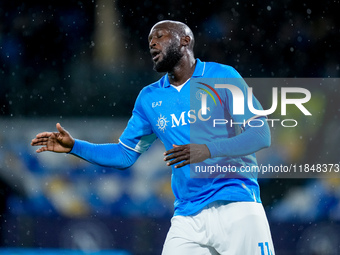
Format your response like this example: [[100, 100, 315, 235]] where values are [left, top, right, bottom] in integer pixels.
[[153, 44, 183, 73]]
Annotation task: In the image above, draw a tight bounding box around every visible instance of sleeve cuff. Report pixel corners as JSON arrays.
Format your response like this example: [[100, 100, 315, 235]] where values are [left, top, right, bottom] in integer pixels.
[[205, 142, 220, 158], [68, 139, 83, 155]]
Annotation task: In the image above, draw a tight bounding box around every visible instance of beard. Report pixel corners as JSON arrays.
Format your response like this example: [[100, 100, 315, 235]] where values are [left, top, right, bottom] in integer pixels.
[[153, 43, 183, 73]]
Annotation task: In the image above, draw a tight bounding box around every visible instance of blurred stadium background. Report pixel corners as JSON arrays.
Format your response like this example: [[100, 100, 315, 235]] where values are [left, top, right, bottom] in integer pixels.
[[0, 0, 339, 254]]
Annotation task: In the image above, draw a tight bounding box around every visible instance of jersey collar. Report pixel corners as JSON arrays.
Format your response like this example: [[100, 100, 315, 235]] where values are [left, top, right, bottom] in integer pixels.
[[192, 58, 205, 78], [163, 58, 205, 88]]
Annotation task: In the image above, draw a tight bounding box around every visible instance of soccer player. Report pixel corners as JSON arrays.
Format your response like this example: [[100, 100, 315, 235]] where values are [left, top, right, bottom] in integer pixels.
[[31, 20, 275, 254]]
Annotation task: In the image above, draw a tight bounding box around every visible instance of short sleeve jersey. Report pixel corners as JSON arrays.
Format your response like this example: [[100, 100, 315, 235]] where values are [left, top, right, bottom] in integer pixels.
[[119, 59, 264, 216]]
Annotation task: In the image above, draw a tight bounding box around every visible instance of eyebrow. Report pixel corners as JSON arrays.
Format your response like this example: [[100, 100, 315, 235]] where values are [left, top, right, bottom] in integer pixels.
[[148, 28, 170, 40]]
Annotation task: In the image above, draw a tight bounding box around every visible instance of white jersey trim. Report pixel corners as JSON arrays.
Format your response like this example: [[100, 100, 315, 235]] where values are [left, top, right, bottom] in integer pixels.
[[119, 139, 141, 153], [119, 133, 157, 154]]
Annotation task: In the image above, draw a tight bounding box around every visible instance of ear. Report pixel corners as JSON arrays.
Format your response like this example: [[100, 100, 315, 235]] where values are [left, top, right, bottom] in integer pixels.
[[180, 35, 191, 47]]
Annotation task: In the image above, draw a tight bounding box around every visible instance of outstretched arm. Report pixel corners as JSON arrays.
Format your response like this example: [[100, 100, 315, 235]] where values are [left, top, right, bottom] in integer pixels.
[[31, 123, 75, 153], [31, 123, 140, 169], [69, 139, 140, 169]]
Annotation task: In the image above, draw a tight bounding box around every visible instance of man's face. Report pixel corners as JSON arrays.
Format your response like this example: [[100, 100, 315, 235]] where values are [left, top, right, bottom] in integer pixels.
[[148, 26, 183, 72]]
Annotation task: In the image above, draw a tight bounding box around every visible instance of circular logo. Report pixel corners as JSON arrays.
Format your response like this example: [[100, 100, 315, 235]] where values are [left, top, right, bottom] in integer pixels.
[[156, 114, 169, 132]]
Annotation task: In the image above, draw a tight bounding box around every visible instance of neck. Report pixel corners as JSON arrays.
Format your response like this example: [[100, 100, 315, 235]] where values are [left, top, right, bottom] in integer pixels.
[[167, 55, 196, 86]]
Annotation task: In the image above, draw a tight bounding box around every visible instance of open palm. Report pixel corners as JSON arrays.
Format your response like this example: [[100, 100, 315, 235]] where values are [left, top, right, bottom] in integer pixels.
[[31, 123, 75, 153]]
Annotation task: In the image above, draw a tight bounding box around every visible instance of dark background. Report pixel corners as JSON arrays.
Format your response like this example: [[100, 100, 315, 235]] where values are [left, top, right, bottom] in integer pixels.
[[1, 0, 339, 117]]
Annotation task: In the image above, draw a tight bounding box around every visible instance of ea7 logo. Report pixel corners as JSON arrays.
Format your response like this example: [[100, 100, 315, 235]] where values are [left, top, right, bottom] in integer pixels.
[[152, 101, 162, 108], [200, 84, 312, 116]]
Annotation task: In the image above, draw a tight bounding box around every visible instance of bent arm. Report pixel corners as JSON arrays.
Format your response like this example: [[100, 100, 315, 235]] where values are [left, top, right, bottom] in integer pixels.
[[70, 139, 141, 169], [206, 118, 271, 158], [163, 118, 271, 168]]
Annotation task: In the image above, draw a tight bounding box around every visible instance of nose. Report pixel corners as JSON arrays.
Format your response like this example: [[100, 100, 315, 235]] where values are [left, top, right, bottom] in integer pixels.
[[149, 38, 157, 49]]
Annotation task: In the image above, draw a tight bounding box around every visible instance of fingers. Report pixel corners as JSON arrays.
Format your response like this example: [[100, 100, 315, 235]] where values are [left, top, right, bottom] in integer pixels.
[[164, 144, 188, 160], [164, 150, 188, 162], [31, 138, 48, 145], [56, 123, 66, 134], [34, 131, 53, 139], [31, 123, 61, 146], [31, 128, 55, 151], [31, 123, 72, 153], [32, 123, 64, 142], [30, 137, 49, 152], [164, 144, 190, 168], [31, 137, 50, 146], [166, 155, 189, 167], [172, 160, 190, 168], [35, 146, 49, 153], [163, 143, 209, 168], [164, 144, 186, 156]]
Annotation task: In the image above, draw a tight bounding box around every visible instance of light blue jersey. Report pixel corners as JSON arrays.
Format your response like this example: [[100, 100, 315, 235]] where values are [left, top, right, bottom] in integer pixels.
[[119, 59, 265, 216]]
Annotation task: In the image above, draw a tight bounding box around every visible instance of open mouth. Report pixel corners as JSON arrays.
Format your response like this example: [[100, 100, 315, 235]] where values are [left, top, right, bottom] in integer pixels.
[[153, 54, 160, 61], [151, 50, 161, 62]]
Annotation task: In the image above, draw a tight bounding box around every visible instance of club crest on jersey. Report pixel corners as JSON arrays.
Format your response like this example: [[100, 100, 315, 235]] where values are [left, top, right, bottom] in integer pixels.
[[156, 114, 169, 132]]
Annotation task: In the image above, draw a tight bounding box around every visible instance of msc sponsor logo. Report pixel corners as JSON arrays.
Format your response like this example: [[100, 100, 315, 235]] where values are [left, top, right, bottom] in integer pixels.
[[156, 110, 211, 132]]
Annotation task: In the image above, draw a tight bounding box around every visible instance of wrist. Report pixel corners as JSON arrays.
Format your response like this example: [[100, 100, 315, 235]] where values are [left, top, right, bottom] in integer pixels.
[[203, 144, 211, 158], [68, 138, 78, 154], [69, 138, 75, 152], [205, 142, 219, 158]]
